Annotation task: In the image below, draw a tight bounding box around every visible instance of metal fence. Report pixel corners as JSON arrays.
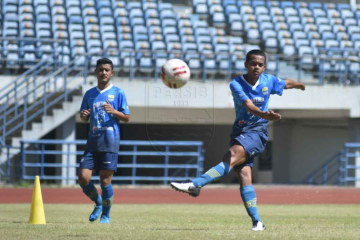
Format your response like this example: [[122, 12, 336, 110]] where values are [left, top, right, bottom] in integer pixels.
[[1, 37, 359, 85], [303, 143, 360, 186], [15, 139, 204, 185]]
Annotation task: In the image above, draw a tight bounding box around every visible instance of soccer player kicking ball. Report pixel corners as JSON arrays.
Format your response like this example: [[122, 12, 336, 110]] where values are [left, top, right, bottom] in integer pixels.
[[78, 58, 130, 223], [171, 50, 305, 231]]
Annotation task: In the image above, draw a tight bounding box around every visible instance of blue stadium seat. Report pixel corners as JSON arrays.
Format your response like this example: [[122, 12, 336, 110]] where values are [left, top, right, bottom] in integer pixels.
[[178, 20, 192, 28], [103, 40, 117, 49], [150, 34, 163, 42], [139, 57, 153, 73], [143, 2, 158, 11], [97, 0, 111, 9], [129, 9, 143, 19], [257, 14, 271, 23], [212, 13, 226, 28], [181, 35, 196, 44], [6, 53, 20, 69], [146, 19, 161, 27], [21, 21, 34, 30], [145, 9, 159, 19], [149, 26, 162, 35], [195, 4, 208, 16], [134, 34, 149, 42], [116, 17, 130, 26], [246, 29, 260, 44], [182, 42, 198, 52], [85, 16, 99, 25], [122, 56, 137, 71], [162, 19, 177, 28], [98, 7, 113, 18], [23, 53, 37, 68], [159, 3, 173, 12], [165, 34, 180, 43], [86, 39, 102, 49], [119, 40, 134, 50], [163, 27, 177, 36], [113, 8, 128, 18], [160, 10, 175, 20], [37, 29, 51, 38], [340, 40, 353, 49], [130, 17, 145, 27], [179, 28, 194, 36], [155, 57, 167, 69], [197, 36, 212, 44], [133, 26, 147, 35], [100, 16, 115, 25]]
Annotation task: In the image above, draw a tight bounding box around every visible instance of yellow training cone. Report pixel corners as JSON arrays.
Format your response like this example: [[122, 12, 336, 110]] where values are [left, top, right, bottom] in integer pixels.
[[29, 176, 46, 224]]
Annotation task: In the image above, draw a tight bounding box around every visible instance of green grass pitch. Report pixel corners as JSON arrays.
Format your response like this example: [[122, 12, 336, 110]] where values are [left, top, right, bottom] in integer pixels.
[[0, 204, 359, 240]]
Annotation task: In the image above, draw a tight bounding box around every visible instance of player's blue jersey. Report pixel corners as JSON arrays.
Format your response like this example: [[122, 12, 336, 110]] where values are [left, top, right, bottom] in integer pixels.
[[230, 74, 285, 135], [80, 84, 130, 153]]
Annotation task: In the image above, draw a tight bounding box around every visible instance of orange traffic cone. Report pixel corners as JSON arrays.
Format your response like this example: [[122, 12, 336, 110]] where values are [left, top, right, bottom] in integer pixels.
[[29, 176, 46, 224]]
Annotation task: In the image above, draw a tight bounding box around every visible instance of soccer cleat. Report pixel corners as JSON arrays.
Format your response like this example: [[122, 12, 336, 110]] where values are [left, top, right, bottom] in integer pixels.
[[252, 221, 266, 231], [170, 180, 201, 197], [89, 204, 102, 222], [99, 215, 110, 224]]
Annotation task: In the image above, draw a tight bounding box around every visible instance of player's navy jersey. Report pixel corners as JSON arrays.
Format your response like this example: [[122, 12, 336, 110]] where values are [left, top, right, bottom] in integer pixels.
[[80, 84, 130, 153], [230, 73, 286, 135]]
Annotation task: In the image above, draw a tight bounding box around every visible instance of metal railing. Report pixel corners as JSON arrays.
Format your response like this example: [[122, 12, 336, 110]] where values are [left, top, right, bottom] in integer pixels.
[[79, 48, 360, 85], [1, 42, 360, 85], [0, 138, 20, 182], [339, 143, 360, 186], [304, 143, 360, 186], [303, 152, 343, 185], [18, 139, 204, 185], [0, 55, 85, 140]]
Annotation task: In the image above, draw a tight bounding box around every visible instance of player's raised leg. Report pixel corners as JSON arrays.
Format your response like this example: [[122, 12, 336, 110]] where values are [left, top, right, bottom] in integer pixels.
[[78, 168, 103, 222], [170, 142, 246, 197], [237, 166, 265, 231]]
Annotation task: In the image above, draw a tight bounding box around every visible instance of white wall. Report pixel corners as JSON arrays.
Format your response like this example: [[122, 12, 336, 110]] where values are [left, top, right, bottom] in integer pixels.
[[273, 119, 349, 183]]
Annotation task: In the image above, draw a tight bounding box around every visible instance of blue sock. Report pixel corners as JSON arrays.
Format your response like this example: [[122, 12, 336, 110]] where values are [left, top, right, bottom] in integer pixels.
[[101, 184, 114, 218], [240, 185, 261, 222], [193, 162, 231, 188], [81, 182, 102, 206]]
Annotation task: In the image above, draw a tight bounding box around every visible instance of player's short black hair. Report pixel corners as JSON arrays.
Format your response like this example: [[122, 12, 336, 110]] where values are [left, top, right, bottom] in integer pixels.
[[246, 50, 267, 63], [96, 58, 114, 70]]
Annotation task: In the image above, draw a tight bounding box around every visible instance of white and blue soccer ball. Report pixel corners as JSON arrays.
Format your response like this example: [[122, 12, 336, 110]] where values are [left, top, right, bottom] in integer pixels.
[[161, 59, 191, 89]]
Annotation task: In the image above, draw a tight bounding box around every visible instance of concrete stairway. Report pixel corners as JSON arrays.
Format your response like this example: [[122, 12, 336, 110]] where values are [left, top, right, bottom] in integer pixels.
[[10, 93, 83, 148]]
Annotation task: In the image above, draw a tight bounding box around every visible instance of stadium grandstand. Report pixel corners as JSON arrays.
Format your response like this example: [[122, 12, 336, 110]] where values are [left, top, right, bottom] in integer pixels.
[[0, 0, 360, 188]]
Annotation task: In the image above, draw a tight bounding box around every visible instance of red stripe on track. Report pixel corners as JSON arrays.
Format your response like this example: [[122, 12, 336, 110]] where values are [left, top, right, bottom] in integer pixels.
[[1, 187, 360, 204]]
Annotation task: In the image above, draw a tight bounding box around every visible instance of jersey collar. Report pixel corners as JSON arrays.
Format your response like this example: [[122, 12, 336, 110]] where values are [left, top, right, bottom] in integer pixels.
[[240, 75, 261, 90], [97, 84, 113, 93]]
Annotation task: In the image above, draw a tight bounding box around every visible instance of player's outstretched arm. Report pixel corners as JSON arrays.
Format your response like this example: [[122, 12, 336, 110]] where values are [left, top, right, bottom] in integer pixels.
[[284, 80, 306, 90], [242, 100, 281, 121]]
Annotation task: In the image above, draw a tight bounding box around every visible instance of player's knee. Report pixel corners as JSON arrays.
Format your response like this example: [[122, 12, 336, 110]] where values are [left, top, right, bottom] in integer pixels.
[[78, 176, 89, 186], [222, 150, 232, 164], [78, 171, 89, 186], [100, 178, 111, 186]]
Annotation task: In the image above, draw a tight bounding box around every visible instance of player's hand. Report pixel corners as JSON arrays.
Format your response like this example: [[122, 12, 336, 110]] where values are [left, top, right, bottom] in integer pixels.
[[103, 100, 114, 114], [299, 83, 306, 91], [262, 110, 281, 121], [80, 108, 91, 120]]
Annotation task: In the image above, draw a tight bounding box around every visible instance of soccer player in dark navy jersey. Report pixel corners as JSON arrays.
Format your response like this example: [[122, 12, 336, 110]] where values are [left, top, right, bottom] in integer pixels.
[[171, 50, 305, 231], [78, 58, 130, 223]]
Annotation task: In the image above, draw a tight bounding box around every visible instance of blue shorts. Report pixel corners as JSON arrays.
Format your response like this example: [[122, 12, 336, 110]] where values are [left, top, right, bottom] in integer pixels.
[[79, 151, 118, 172], [230, 131, 268, 172]]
